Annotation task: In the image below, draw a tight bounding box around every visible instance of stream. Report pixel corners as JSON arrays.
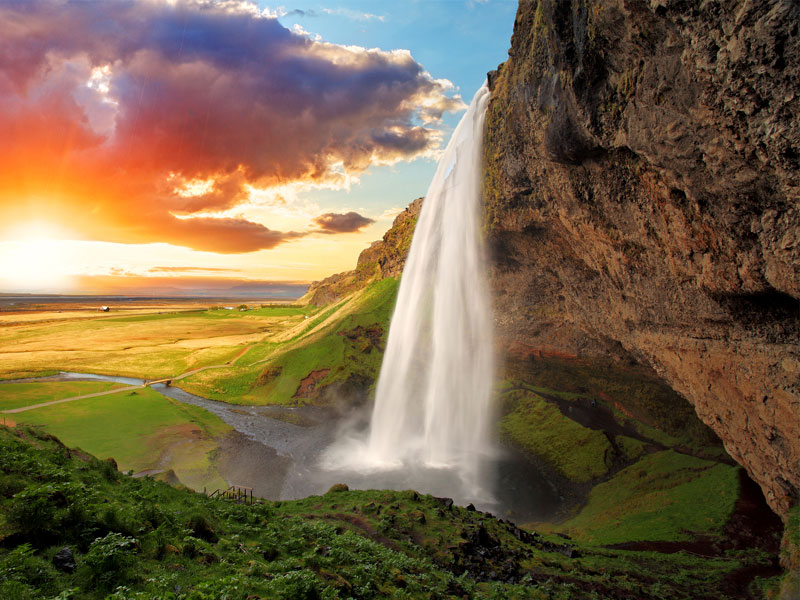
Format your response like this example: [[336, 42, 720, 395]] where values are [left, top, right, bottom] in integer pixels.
[[4, 372, 566, 522]]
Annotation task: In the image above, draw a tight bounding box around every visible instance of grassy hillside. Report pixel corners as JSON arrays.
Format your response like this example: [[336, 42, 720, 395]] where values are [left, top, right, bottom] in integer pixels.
[[179, 278, 399, 406], [0, 426, 782, 600]]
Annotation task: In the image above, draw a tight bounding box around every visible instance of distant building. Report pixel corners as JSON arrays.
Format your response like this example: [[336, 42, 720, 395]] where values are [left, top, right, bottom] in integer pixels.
[[224, 306, 234, 310], [100, 306, 110, 312]]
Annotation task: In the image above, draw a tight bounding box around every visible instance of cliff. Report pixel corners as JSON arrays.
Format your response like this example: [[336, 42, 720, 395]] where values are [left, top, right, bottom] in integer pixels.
[[300, 198, 422, 306], [484, 0, 799, 518]]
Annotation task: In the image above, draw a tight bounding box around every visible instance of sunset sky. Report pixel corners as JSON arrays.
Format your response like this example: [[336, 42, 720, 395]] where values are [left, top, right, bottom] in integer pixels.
[[0, 0, 515, 295]]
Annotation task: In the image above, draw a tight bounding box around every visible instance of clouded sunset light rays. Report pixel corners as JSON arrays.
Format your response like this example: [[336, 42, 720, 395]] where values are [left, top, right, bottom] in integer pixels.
[[0, 0, 464, 262]]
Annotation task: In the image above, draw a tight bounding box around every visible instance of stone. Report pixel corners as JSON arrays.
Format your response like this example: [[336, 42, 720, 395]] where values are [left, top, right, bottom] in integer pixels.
[[52, 547, 76, 573], [484, 0, 800, 519]]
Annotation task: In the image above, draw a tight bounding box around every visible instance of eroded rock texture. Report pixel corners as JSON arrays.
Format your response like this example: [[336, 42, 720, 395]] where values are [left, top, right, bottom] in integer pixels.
[[302, 198, 422, 305], [485, 0, 799, 517]]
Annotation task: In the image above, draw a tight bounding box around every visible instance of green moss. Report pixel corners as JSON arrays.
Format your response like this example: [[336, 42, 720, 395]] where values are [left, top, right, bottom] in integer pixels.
[[499, 389, 614, 483], [558, 451, 740, 545], [506, 356, 723, 453], [775, 504, 800, 598], [617, 435, 646, 462]]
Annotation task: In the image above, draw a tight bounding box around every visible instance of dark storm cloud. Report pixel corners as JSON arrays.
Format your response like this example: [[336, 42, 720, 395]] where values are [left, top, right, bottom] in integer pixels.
[[313, 211, 376, 233]]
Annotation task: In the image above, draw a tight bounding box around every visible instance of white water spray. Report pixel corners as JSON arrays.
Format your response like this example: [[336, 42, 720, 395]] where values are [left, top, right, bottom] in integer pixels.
[[322, 83, 494, 498]]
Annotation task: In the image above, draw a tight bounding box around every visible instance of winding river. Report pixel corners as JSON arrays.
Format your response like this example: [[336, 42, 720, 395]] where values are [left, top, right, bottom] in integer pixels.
[[2, 372, 566, 522]]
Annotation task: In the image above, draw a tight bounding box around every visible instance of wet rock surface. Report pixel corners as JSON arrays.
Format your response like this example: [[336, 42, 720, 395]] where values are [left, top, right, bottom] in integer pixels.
[[52, 547, 76, 573], [485, 0, 800, 517]]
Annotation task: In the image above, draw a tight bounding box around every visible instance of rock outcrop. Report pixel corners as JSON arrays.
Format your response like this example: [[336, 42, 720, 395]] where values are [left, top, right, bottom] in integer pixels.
[[484, 0, 799, 517], [300, 198, 422, 305]]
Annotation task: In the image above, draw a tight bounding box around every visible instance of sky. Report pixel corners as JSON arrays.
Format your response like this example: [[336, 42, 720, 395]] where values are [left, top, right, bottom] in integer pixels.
[[0, 0, 516, 296]]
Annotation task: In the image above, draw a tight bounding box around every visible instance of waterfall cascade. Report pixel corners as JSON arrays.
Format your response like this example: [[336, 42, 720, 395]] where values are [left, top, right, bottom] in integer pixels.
[[322, 83, 494, 498]]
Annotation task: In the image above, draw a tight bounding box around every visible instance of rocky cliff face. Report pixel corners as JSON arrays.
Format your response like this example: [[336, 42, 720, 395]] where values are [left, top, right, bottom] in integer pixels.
[[301, 198, 422, 305], [484, 0, 799, 517]]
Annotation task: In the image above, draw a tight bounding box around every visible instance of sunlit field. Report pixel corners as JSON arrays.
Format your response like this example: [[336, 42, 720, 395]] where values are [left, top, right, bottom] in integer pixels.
[[0, 303, 319, 380]]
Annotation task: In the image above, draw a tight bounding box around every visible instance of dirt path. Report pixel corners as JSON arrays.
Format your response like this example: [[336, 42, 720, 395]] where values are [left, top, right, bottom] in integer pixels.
[[1, 342, 256, 414], [2, 384, 144, 414]]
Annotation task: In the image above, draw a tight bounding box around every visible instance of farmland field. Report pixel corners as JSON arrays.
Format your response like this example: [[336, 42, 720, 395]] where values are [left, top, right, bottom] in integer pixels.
[[0, 302, 319, 380]]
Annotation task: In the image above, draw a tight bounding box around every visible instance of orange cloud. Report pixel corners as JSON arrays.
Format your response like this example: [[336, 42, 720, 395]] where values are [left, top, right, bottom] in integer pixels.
[[0, 0, 463, 253]]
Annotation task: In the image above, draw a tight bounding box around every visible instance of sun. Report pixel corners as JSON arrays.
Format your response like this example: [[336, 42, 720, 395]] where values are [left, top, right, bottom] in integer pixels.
[[0, 222, 76, 293]]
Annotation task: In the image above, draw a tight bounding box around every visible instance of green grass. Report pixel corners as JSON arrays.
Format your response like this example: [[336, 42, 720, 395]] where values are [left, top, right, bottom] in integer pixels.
[[106, 306, 313, 323], [246, 305, 314, 317], [258, 278, 398, 404], [773, 504, 800, 598], [498, 389, 614, 482], [0, 427, 777, 600], [557, 451, 740, 545], [181, 278, 399, 405], [11, 387, 230, 491], [0, 381, 126, 411], [506, 356, 722, 452]]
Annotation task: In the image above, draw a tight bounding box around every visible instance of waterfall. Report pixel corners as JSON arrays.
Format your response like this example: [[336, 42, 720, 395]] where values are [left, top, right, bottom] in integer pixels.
[[322, 83, 494, 498]]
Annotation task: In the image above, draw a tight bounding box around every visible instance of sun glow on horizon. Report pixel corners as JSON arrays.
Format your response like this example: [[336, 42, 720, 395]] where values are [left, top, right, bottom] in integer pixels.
[[0, 223, 79, 292]]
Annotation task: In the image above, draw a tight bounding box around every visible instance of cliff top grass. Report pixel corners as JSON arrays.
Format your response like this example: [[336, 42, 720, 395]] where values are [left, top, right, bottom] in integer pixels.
[[0, 426, 775, 600]]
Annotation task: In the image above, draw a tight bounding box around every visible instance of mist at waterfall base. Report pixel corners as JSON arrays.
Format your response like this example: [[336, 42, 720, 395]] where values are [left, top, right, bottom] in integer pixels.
[[319, 83, 507, 510]]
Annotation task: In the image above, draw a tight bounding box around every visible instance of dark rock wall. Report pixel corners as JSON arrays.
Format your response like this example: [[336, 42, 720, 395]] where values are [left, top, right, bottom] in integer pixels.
[[485, 0, 799, 517]]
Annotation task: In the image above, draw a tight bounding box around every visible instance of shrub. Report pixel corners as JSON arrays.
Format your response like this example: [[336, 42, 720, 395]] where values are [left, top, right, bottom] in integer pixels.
[[0, 580, 37, 600], [185, 511, 218, 543], [0, 543, 55, 591], [0, 474, 27, 498], [77, 533, 138, 591]]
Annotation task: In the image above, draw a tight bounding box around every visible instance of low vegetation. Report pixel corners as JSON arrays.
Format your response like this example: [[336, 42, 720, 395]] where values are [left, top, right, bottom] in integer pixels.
[[558, 451, 740, 545], [496, 369, 755, 556], [0, 427, 777, 599], [0, 305, 318, 381], [0, 381, 126, 411], [499, 388, 614, 483], [8, 386, 230, 491], [180, 278, 398, 406]]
